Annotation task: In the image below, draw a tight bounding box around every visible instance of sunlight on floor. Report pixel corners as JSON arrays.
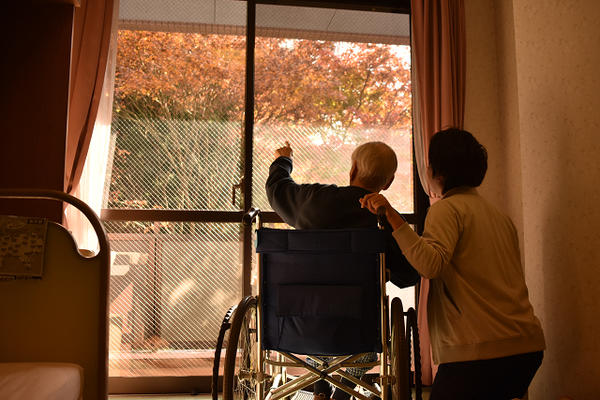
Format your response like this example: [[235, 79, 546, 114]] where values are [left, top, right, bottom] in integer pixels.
[[110, 396, 210, 400]]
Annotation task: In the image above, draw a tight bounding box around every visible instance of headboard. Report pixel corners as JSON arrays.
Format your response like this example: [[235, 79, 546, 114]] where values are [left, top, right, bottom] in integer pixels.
[[0, 189, 110, 399]]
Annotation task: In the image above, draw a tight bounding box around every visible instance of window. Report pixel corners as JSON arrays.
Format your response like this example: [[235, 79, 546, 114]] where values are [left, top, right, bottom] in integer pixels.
[[101, 0, 419, 393]]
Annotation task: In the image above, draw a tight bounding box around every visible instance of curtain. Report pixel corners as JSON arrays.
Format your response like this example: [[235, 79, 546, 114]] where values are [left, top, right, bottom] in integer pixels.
[[64, 0, 119, 251], [410, 0, 466, 386], [65, 35, 118, 252], [65, 0, 117, 195]]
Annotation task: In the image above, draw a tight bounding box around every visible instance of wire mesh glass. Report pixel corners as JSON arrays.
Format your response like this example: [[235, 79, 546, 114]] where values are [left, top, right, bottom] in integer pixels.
[[105, 220, 242, 377], [252, 4, 413, 214], [107, 28, 246, 211]]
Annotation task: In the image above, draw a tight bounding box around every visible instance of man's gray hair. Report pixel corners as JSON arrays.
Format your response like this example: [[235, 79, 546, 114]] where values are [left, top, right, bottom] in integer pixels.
[[351, 141, 397, 191]]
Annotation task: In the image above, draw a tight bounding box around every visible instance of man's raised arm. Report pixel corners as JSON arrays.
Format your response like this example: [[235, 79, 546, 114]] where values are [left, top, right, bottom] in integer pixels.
[[265, 142, 304, 227]]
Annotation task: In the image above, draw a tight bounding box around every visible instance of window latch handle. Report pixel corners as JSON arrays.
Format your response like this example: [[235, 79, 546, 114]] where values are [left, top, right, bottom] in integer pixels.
[[231, 177, 244, 207]]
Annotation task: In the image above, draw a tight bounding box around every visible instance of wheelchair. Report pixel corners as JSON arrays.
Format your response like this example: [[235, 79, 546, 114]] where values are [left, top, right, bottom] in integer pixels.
[[212, 209, 421, 400]]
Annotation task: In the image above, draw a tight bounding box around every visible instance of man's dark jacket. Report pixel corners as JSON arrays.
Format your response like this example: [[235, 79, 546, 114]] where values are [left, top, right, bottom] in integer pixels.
[[266, 156, 419, 288]]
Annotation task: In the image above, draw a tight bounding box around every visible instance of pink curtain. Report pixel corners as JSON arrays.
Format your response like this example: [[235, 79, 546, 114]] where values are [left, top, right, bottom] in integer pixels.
[[65, 0, 117, 194], [410, 0, 466, 386]]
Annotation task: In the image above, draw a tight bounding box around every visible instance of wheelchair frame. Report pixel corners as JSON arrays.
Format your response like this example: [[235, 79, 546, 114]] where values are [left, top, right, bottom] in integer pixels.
[[212, 209, 421, 400]]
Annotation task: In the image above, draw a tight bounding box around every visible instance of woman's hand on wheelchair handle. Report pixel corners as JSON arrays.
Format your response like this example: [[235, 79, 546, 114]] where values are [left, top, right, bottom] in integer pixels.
[[360, 193, 406, 230]]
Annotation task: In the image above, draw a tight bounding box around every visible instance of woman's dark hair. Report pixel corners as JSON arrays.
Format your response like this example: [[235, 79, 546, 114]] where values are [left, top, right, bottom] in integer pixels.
[[428, 128, 488, 193]]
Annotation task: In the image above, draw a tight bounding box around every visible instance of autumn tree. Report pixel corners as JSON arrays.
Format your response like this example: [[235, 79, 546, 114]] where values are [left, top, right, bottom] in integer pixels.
[[254, 38, 411, 130], [114, 31, 246, 121]]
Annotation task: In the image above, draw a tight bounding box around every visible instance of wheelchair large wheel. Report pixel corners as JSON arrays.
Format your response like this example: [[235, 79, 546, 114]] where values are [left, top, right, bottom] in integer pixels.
[[223, 296, 264, 400], [405, 307, 422, 400], [390, 298, 410, 400], [212, 305, 237, 400]]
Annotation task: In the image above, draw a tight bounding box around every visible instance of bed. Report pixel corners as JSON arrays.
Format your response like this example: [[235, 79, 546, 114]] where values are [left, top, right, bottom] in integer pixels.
[[0, 362, 83, 400], [0, 189, 110, 399]]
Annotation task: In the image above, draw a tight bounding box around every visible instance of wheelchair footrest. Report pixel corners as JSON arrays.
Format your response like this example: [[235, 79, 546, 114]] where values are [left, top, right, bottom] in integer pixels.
[[290, 390, 314, 400]]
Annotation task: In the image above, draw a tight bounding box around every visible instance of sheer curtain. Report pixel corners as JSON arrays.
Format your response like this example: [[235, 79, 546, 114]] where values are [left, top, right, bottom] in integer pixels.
[[65, 54, 117, 252], [410, 0, 466, 385], [65, 0, 119, 252], [66, 0, 118, 194]]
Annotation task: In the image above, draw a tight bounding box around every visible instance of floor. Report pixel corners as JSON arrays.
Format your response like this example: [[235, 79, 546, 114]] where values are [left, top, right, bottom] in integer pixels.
[[110, 390, 431, 400], [111, 396, 209, 400]]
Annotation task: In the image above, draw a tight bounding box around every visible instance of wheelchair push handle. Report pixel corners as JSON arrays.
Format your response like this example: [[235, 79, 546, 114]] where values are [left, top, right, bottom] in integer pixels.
[[376, 206, 388, 229], [243, 207, 261, 226]]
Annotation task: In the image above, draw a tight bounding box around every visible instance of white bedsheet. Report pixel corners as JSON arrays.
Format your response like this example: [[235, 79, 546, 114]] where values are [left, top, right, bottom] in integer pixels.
[[0, 362, 83, 400]]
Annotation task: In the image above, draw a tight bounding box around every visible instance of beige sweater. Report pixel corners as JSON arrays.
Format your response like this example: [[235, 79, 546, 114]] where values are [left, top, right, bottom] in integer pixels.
[[392, 187, 545, 364]]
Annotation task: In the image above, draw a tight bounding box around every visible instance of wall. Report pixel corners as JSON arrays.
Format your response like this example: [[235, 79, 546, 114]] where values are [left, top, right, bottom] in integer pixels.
[[0, 4, 73, 221], [463, 0, 524, 230], [512, 1, 600, 398], [464, 0, 600, 398]]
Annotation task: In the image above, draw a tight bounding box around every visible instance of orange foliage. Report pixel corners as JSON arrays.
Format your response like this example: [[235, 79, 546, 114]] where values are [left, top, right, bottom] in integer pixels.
[[114, 30, 411, 129]]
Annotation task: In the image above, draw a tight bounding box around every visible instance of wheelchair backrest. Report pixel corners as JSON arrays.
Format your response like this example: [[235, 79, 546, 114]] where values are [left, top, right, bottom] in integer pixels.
[[256, 228, 385, 356]]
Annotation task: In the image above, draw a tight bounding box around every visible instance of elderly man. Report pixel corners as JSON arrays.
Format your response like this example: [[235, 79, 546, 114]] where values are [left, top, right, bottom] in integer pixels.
[[265, 140, 419, 400]]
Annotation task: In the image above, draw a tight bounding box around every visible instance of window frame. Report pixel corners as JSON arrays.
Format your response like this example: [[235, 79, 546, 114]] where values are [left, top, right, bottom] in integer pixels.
[[101, 0, 425, 394]]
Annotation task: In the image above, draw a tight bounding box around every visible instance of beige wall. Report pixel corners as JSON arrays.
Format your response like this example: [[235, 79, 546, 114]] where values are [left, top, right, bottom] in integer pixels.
[[464, 0, 600, 398]]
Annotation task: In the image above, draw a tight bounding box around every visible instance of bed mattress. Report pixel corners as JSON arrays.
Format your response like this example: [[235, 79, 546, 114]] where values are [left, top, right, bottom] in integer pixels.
[[0, 362, 83, 400]]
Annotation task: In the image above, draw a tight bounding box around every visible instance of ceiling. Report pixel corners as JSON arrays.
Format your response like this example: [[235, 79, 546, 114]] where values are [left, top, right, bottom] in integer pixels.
[[119, 0, 410, 44]]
